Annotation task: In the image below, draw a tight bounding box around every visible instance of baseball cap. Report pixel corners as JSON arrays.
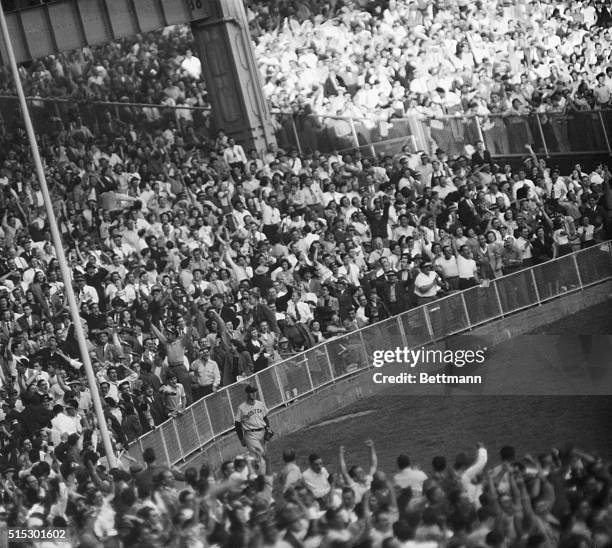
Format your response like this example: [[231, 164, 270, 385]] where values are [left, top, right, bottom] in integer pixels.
[[245, 385, 258, 393]]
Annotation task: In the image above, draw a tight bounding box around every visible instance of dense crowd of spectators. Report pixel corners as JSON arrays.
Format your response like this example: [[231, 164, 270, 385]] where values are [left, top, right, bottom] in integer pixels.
[[1, 433, 611, 547], [256, 0, 612, 121], [0, 98, 610, 540], [0, 0, 610, 545]]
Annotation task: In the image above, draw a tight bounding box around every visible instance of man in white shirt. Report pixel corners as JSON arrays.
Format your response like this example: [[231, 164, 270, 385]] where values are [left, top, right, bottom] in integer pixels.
[[261, 195, 282, 244], [432, 177, 458, 200], [50, 400, 83, 445], [75, 275, 99, 305], [393, 453, 428, 498], [190, 345, 220, 400], [414, 262, 442, 305], [457, 245, 480, 289], [434, 246, 459, 290], [180, 49, 202, 79], [223, 138, 247, 169], [515, 227, 534, 267], [302, 453, 331, 503]]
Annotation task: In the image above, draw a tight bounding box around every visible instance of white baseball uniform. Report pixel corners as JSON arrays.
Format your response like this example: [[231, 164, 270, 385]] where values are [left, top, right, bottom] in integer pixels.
[[235, 399, 269, 468]]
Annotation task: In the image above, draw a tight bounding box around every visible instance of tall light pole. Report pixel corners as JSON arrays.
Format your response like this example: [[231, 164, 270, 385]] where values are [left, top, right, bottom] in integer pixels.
[[0, 4, 116, 467]]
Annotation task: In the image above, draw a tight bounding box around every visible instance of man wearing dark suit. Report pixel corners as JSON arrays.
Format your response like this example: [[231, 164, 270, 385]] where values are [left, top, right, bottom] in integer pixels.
[[376, 271, 410, 316], [315, 284, 339, 325], [209, 293, 238, 327], [84, 262, 110, 310], [336, 278, 359, 321], [142, 384, 168, 427], [17, 304, 41, 334], [267, 285, 293, 313], [471, 141, 492, 168]]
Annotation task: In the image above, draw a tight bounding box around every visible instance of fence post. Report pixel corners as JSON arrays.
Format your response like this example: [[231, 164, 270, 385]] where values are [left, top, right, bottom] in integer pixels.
[[572, 253, 583, 289], [423, 304, 436, 342], [223, 388, 235, 420], [474, 115, 484, 144], [597, 111, 612, 154], [529, 268, 541, 304], [203, 399, 216, 443], [254, 374, 266, 406], [396, 315, 408, 348], [172, 421, 184, 463], [159, 429, 172, 466], [324, 344, 336, 380], [190, 407, 202, 448], [303, 354, 315, 392], [535, 113, 549, 157], [358, 329, 369, 368], [291, 115, 302, 154], [492, 280, 505, 318], [460, 292, 471, 330], [273, 365, 287, 404], [349, 117, 360, 152]]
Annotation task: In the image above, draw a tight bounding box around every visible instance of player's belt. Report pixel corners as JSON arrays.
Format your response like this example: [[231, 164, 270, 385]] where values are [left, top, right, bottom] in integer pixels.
[[245, 427, 264, 432]]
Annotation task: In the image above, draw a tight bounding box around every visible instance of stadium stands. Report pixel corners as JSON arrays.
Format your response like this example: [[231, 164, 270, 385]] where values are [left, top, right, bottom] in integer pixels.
[[0, 0, 610, 545]]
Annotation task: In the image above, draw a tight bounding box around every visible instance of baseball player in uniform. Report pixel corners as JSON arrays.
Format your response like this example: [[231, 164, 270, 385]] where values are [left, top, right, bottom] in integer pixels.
[[234, 385, 272, 473]]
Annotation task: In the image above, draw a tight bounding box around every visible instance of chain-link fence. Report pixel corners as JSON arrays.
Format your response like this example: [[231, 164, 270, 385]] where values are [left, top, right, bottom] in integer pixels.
[[122, 242, 612, 469]]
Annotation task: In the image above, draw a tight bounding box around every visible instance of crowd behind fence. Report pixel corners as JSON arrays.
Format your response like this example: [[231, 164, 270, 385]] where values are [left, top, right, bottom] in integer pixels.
[[0, 95, 214, 139], [1, 95, 610, 160], [123, 242, 612, 468], [273, 110, 612, 159]]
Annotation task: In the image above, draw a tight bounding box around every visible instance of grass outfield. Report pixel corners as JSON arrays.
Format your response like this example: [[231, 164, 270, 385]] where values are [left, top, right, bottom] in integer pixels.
[[268, 396, 612, 474], [268, 301, 612, 474]]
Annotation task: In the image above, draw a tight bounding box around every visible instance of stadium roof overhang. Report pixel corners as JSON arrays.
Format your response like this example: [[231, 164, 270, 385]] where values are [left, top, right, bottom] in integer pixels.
[[0, 0, 213, 65]]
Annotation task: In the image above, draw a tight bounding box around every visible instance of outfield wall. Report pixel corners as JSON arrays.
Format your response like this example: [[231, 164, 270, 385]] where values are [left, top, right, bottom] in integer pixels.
[[179, 280, 612, 471]]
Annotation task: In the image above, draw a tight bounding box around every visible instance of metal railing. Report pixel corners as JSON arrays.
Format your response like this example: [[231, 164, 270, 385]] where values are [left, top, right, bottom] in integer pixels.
[[1, 94, 609, 160], [273, 110, 612, 159], [0, 95, 213, 138], [124, 242, 612, 467]]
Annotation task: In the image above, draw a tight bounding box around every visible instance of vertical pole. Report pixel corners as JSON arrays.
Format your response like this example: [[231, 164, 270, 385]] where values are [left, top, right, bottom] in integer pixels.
[[0, 4, 116, 467], [422, 304, 436, 342], [597, 111, 611, 154], [190, 408, 202, 448], [273, 366, 286, 404], [530, 268, 541, 304], [324, 344, 336, 380], [460, 292, 471, 330], [535, 113, 549, 158], [396, 315, 408, 348], [492, 280, 505, 318], [203, 399, 216, 443], [172, 421, 184, 463], [572, 254, 583, 289], [303, 354, 314, 393], [291, 115, 302, 154], [349, 117, 360, 153], [159, 429, 172, 466], [474, 115, 484, 144], [357, 330, 369, 369]]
